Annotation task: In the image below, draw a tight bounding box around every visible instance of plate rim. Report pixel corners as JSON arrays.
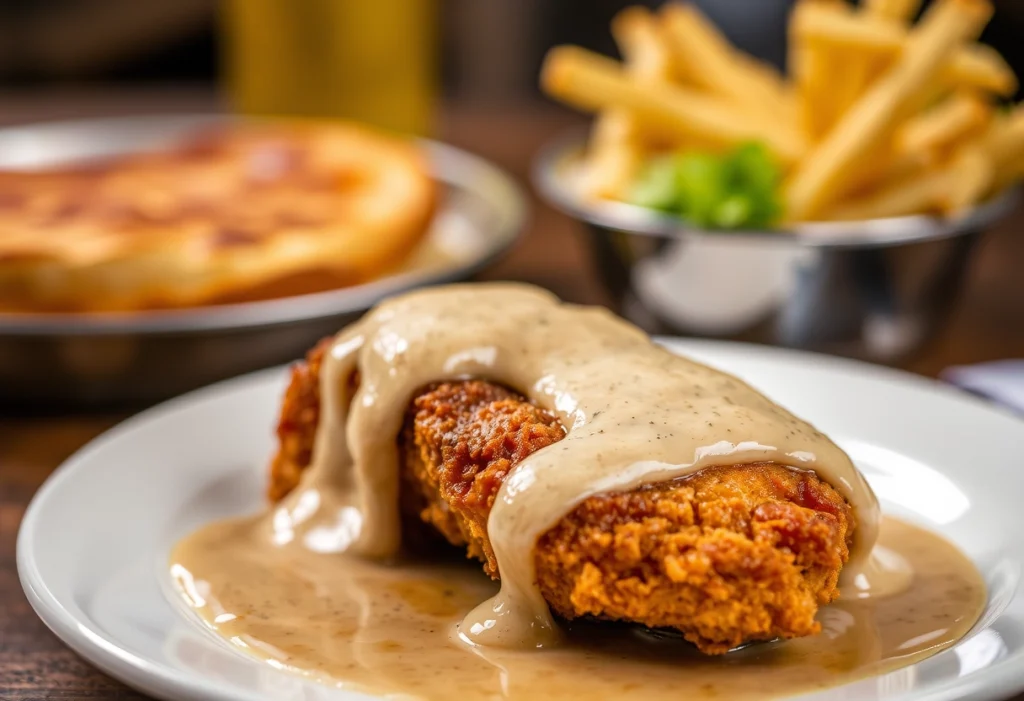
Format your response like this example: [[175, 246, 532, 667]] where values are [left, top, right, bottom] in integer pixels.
[[16, 339, 1024, 701], [16, 365, 285, 701]]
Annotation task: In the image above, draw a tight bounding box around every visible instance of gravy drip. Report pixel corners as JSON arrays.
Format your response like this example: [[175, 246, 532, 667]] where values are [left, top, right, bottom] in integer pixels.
[[171, 517, 986, 701]]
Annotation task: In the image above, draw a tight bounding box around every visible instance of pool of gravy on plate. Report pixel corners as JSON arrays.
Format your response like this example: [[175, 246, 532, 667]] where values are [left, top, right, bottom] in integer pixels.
[[170, 284, 986, 698], [172, 516, 985, 701]]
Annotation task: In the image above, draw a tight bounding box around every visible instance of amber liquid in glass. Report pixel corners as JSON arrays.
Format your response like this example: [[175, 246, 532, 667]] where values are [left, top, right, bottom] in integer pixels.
[[222, 0, 437, 135]]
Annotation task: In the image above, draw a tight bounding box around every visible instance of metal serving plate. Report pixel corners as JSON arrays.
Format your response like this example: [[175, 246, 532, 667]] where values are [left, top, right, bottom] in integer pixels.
[[534, 130, 1019, 364], [0, 116, 527, 408]]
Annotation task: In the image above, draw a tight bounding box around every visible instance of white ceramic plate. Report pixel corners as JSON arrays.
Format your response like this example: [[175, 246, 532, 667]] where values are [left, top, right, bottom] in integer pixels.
[[17, 339, 1024, 701]]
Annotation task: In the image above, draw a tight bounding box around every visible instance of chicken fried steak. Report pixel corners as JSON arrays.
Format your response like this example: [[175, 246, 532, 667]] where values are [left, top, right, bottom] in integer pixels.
[[269, 340, 855, 654]]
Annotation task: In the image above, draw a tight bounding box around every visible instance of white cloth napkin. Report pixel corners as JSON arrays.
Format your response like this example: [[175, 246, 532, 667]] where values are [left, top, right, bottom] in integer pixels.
[[941, 360, 1024, 414]]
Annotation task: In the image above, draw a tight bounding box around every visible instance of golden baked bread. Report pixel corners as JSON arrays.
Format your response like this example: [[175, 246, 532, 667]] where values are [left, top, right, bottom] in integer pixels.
[[0, 121, 436, 312]]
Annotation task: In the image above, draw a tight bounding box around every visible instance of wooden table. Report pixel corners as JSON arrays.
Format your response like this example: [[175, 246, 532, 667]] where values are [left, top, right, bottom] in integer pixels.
[[2, 94, 1024, 698]]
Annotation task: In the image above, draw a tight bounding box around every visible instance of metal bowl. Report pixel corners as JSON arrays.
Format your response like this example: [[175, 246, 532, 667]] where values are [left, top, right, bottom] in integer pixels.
[[0, 116, 527, 408], [534, 131, 1019, 364]]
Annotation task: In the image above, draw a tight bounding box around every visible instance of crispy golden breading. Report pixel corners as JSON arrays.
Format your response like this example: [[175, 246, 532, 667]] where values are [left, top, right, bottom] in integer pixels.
[[270, 340, 855, 654], [268, 337, 332, 503]]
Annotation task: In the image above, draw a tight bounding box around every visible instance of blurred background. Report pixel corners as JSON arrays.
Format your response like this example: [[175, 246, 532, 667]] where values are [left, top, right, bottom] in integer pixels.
[[2, 0, 1024, 106], [1, 0, 1024, 384]]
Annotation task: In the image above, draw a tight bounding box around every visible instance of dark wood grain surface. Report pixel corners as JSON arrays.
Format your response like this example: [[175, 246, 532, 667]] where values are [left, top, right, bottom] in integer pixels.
[[2, 94, 1024, 699]]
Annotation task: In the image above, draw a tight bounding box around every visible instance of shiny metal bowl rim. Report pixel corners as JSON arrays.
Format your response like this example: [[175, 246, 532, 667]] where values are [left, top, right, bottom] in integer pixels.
[[0, 114, 528, 337], [533, 128, 1020, 250]]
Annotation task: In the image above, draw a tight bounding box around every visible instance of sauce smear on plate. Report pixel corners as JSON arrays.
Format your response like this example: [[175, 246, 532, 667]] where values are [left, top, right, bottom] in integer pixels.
[[172, 516, 984, 700]]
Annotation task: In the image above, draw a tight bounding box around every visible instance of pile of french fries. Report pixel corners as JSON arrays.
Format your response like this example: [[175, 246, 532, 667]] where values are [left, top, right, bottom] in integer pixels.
[[541, 0, 1024, 224]]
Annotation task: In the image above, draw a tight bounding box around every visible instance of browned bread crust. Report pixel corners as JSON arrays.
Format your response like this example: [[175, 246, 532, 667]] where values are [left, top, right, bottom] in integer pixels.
[[0, 122, 435, 312]]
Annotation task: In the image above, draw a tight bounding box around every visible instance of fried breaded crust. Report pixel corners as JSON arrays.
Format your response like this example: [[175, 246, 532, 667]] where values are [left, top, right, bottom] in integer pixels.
[[270, 341, 854, 654]]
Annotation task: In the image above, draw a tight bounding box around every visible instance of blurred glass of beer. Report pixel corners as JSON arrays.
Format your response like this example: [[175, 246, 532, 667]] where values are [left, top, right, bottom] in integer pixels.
[[222, 0, 437, 135]]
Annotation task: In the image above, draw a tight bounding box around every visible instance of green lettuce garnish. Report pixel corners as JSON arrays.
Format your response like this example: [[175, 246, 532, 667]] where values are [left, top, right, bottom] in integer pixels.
[[630, 142, 783, 229]]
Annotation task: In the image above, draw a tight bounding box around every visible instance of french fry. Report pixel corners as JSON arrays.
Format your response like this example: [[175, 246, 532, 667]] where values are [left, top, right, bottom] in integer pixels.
[[795, 2, 1017, 96], [865, 0, 924, 23], [979, 107, 1024, 187], [943, 142, 994, 212], [582, 7, 673, 199], [785, 0, 994, 221], [825, 169, 949, 220], [830, 56, 890, 137], [660, 3, 796, 124], [877, 149, 931, 186], [944, 44, 1018, 97], [896, 91, 992, 157], [830, 0, 918, 124], [541, 45, 806, 164], [614, 6, 672, 78], [993, 160, 1024, 191], [791, 0, 847, 141], [799, 48, 841, 140], [850, 94, 993, 199], [834, 95, 996, 214], [794, 2, 905, 51], [794, 2, 898, 138], [580, 112, 642, 199]]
